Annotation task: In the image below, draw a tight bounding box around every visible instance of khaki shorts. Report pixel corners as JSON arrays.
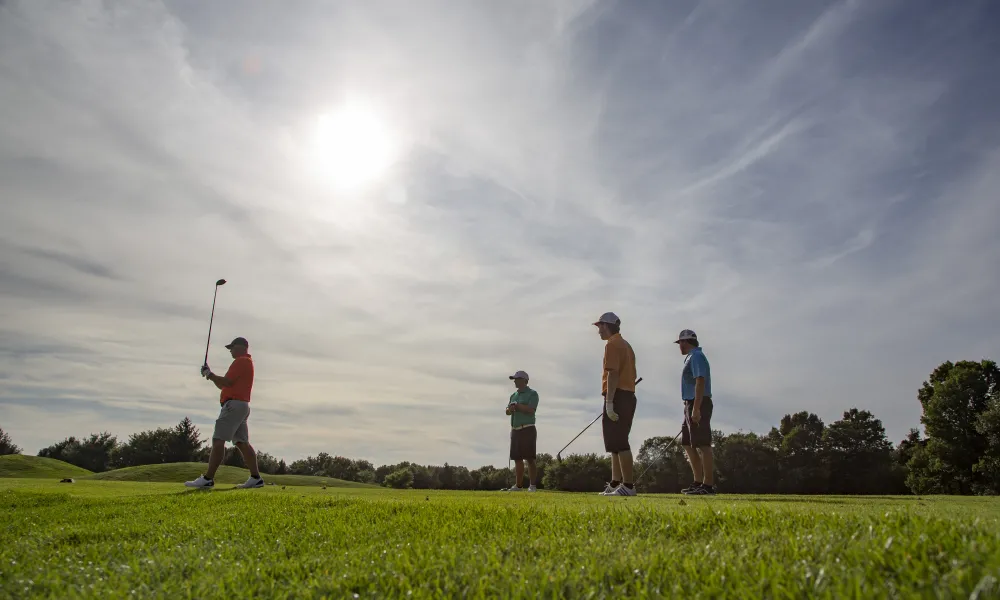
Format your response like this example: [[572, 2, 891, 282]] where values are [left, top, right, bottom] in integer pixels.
[[213, 400, 250, 443]]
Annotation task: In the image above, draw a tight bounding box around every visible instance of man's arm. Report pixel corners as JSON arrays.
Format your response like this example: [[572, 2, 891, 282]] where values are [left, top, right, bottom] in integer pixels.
[[207, 372, 234, 390], [605, 371, 620, 406], [691, 353, 707, 413], [207, 360, 242, 389], [693, 377, 705, 411]]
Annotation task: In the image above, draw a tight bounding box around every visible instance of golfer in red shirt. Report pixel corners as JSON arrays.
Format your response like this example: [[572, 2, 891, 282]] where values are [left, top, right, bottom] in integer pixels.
[[185, 337, 264, 489]]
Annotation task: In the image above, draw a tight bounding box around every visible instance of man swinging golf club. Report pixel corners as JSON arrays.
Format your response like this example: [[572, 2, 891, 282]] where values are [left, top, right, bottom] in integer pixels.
[[676, 329, 716, 495], [593, 312, 639, 496], [185, 337, 264, 489], [504, 370, 539, 492]]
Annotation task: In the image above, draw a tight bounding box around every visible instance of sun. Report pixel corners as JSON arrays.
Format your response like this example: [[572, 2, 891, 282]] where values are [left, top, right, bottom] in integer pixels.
[[310, 100, 397, 190]]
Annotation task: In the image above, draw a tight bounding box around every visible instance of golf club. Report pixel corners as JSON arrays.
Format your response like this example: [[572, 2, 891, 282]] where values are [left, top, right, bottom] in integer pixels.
[[556, 377, 642, 462], [634, 427, 683, 482], [203, 278, 226, 367]]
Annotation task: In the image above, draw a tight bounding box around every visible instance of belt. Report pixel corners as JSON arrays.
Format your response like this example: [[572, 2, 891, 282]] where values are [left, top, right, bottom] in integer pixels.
[[512, 424, 535, 430]]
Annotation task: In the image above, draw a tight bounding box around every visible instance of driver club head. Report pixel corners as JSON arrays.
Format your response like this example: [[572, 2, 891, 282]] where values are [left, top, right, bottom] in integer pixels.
[[215, 279, 227, 286]]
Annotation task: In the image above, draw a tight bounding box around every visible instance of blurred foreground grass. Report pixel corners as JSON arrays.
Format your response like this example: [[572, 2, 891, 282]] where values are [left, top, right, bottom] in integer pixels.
[[1, 479, 998, 599]]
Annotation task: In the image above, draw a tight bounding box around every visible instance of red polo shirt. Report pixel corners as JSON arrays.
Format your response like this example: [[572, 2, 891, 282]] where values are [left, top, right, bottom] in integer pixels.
[[220, 355, 254, 404]]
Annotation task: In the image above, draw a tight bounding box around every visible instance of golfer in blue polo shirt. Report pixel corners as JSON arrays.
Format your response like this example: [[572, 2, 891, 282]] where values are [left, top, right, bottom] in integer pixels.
[[675, 329, 715, 495]]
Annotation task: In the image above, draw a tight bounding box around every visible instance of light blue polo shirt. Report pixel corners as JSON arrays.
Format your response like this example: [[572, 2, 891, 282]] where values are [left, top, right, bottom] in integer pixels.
[[681, 346, 711, 401]]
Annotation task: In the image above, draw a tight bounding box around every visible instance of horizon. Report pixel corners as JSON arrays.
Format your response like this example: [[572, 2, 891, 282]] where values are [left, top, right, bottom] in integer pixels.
[[1, 0, 998, 467]]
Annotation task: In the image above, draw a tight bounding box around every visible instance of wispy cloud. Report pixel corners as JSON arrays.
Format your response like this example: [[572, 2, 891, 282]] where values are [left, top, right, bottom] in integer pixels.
[[1, 0, 998, 466]]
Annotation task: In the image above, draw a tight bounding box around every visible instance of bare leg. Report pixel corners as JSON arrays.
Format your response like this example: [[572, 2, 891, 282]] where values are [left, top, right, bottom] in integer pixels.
[[526, 459, 537, 486], [205, 439, 226, 479], [235, 441, 260, 478], [611, 452, 622, 482], [683, 445, 704, 483], [619, 450, 634, 484], [700, 447, 714, 486], [514, 459, 525, 488]]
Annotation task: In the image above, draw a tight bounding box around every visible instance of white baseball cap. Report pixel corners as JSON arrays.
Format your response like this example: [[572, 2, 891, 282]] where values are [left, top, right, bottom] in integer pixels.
[[509, 370, 529, 381], [592, 312, 620, 326], [674, 329, 698, 343]]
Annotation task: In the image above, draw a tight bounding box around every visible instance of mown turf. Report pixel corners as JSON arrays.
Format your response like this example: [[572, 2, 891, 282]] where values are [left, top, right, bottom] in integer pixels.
[[1, 480, 998, 599], [82, 462, 369, 488], [0, 455, 92, 479]]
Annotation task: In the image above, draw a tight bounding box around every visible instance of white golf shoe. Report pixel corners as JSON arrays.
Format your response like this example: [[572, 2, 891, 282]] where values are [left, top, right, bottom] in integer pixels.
[[235, 476, 265, 489], [527, 485, 537, 492], [609, 484, 637, 497], [184, 475, 215, 489], [599, 483, 615, 495]]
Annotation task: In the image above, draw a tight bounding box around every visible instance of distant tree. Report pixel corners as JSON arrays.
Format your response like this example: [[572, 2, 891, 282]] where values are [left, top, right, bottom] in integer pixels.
[[384, 467, 413, 489], [276, 459, 288, 475], [38, 436, 80, 463], [0, 427, 21, 455], [355, 469, 376, 484], [771, 412, 828, 494], [469, 465, 512, 490], [437, 463, 455, 489], [167, 418, 205, 462], [907, 360, 998, 494], [113, 418, 205, 467], [713, 431, 780, 494], [38, 432, 118, 472], [72, 432, 119, 473], [894, 429, 924, 468], [889, 429, 923, 493], [409, 464, 436, 489], [973, 393, 1000, 494], [542, 453, 611, 492], [531, 453, 554, 490], [823, 409, 896, 494]]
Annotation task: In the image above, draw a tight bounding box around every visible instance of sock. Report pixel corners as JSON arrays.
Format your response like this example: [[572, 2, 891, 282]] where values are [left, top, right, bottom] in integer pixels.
[[693, 481, 702, 487], [251, 474, 261, 480], [702, 483, 713, 490], [203, 474, 213, 481], [610, 480, 621, 487], [623, 483, 634, 490]]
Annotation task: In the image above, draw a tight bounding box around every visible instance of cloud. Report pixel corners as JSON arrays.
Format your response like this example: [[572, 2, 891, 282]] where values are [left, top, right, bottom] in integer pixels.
[[1, 0, 998, 467]]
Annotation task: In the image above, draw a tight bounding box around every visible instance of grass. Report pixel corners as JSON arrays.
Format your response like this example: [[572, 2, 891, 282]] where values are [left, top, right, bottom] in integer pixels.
[[1, 481, 999, 599], [0, 455, 92, 479], [82, 462, 369, 488]]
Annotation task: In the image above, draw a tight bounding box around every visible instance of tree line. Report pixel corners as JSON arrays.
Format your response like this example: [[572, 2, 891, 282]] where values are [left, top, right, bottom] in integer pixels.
[[1, 359, 997, 495]]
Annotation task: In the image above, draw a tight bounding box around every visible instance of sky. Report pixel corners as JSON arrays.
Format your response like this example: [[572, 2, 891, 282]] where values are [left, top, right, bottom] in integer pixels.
[[1, 0, 999, 468]]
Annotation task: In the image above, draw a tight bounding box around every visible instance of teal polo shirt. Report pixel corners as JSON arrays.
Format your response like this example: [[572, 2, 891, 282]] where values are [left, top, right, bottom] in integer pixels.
[[509, 387, 539, 428]]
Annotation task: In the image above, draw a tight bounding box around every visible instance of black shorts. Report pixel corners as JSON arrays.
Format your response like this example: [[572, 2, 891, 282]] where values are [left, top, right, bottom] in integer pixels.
[[681, 397, 713, 448], [602, 389, 637, 453], [510, 426, 537, 461]]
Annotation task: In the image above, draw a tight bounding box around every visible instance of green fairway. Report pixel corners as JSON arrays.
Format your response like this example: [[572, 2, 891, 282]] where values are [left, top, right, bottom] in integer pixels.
[[1, 481, 998, 599], [0, 455, 93, 479], [81, 462, 370, 488]]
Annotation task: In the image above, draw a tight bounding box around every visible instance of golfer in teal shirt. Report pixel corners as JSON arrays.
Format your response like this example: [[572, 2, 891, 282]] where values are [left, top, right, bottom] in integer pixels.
[[505, 370, 539, 491]]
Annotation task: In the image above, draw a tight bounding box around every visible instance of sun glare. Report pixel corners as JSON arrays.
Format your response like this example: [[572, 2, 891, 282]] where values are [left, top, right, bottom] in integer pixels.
[[311, 101, 397, 190]]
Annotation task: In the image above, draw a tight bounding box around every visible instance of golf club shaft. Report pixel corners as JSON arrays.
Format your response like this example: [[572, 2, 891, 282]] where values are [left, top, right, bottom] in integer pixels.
[[635, 428, 683, 482], [203, 285, 220, 367], [556, 413, 602, 458]]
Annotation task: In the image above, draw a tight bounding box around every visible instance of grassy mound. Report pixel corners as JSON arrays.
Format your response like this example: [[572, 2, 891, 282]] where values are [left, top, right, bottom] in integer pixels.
[[84, 462, 370, 487], [0, 454, 93, 479]]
